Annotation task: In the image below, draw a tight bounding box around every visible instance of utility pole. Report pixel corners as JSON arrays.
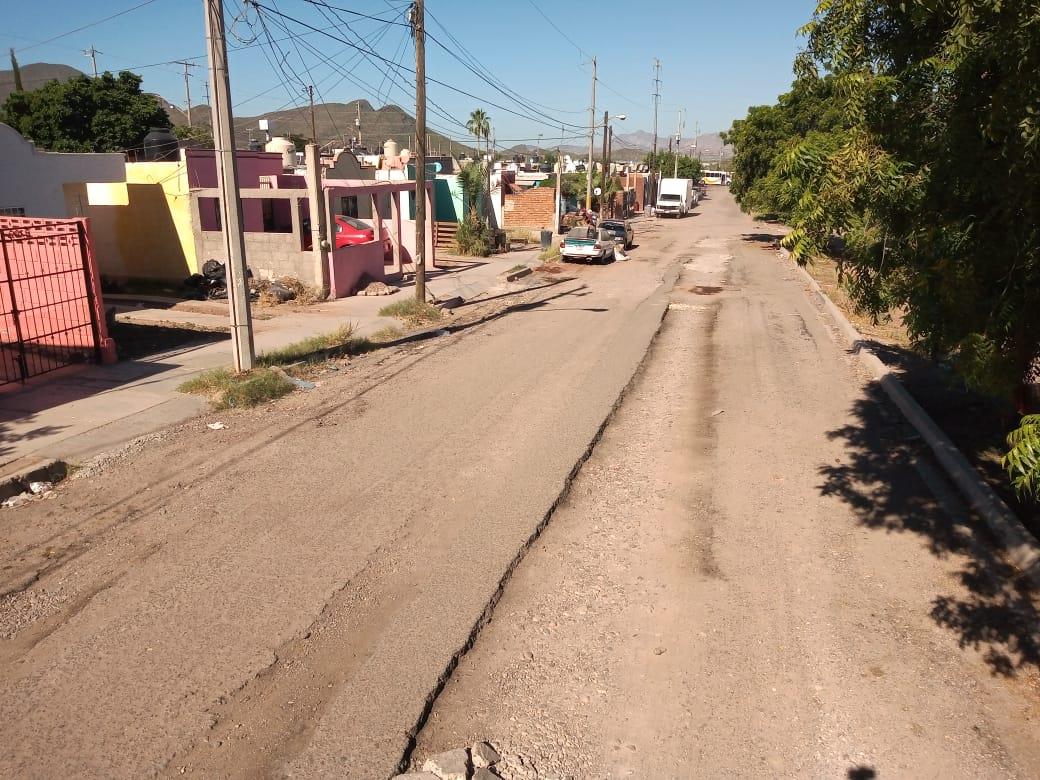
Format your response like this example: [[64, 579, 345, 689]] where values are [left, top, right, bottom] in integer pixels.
[[204, 0, 255, 371], [599, 110, 609, 220], [306, 85, 317, 144], [673, 108, 684, 178], [83, 46, 100, 78], [650, 58, 661, 206], [606, 126, 614, 217], [174, 60, 198, 126], [355, 100, 362, 146], [411, 0, 428, 303], [585, 56, 597, 212]]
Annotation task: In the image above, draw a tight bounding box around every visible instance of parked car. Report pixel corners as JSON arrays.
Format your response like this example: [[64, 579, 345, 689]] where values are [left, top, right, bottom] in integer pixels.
[[333, 214, 393, 261], [599, 219, 634, 250], [560, 226, 616, 263]]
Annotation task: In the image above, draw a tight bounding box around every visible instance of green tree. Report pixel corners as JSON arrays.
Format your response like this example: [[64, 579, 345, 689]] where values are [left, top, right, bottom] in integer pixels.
[[643, 151, 703, 182], [466, 108, 490, 157], [776, 0, 1040, 493], [172, 124, 213, 148], [0, 71, 169, 153]]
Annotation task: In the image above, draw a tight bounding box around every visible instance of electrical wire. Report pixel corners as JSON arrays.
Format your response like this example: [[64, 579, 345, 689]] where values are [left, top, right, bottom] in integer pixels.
[[14, 0, 162, 53], [247, 1, 588, 134]]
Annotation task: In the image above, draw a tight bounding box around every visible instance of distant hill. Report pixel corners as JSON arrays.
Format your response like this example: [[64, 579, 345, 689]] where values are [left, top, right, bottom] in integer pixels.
[[1, 63, 476, 157], [0, 62, 84, 102], [613, 130, 731, 157], [185, 99, 477, 156]]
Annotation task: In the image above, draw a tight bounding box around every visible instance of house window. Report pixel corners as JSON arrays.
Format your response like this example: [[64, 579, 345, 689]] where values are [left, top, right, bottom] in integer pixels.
[[199, 197, 221, 231], [0, 206, 26, 216], [257, 198, 292, 233], [339, 196, 359, 218]]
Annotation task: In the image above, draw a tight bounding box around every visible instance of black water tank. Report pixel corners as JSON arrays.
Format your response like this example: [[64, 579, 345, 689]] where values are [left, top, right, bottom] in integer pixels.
[[142, 127, 179, 161]]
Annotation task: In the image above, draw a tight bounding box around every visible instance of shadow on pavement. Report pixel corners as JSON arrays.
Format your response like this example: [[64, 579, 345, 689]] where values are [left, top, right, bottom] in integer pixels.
[[820, 378, 1039, 677]]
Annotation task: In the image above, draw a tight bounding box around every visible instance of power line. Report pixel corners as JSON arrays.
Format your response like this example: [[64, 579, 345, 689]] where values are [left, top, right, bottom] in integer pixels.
[[14, 0, 161, 53], [246, 1, 587, 134]]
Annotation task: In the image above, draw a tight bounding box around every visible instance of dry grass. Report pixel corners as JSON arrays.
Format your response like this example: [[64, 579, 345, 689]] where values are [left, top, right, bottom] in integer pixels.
[[256, 324, 368, 366], [178, 368, 295, 410], [538, 245, 561, 264], [801, 254, 910, 347], [378, 298, 443, 328], [370, 325, 405, 343]]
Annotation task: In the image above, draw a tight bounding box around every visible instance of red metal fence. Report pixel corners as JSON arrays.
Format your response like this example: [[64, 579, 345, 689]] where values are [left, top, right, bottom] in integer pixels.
[[0, 217, 114, 386]]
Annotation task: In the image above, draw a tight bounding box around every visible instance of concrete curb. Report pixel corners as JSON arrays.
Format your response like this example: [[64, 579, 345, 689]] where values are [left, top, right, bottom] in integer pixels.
[[788, 253, 1040, 586]]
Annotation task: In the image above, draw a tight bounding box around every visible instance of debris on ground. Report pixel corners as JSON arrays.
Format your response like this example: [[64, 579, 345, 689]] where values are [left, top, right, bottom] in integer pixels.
[[2, 485, 57, 508], [28, 481, 53, 495], [358, 279, 401, 296], [253, 276, 322, 306], [401, 743, 503, 780], [184, 260, 257, 301], [206, 422, 227, 430]]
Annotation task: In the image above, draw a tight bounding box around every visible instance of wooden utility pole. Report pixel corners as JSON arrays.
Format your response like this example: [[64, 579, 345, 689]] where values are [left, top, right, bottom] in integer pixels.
[[174, 60, 198, 126], [306, 85, 317, 144], [204, 0, 255, 371], [83, 46, 100, 78], [411, 0, 427, 303], [585, 57, 597, 212], [599, 110, 609, 220]]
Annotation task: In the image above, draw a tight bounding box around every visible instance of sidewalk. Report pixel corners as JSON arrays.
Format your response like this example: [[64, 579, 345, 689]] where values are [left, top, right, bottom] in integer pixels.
[[0, 251, 539, 477]]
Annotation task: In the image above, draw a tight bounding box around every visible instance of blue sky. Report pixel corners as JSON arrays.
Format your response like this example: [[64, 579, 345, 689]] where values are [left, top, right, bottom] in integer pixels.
[[4, 0, 819, 144]]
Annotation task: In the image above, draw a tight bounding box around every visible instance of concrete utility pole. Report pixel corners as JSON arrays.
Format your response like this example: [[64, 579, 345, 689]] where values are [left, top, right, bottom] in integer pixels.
[[650, 58, 661, 201], [411, 0, 428, 303], [204, 0, 255, 371], [305, 144, 329, 295], [306, 85, 317, 144], [355, 100, 362, 146], [600, 110, 609, 220], [174, 60, 198, 126], [83, 46, 100, 78], [585, 56, 597, 212], [673, 108, 684, 178]]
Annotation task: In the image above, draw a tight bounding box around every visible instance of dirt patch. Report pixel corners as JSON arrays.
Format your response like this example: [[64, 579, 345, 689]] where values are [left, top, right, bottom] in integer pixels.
[[689, 285, 724, 295]]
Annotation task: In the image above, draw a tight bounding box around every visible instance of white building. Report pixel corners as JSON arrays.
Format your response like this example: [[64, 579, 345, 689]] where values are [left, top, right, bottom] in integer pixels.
[[0, 123, 125, 217]]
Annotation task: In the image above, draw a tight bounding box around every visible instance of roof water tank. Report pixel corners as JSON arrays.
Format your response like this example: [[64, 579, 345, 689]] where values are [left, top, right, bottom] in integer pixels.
[[383, 138, 399, 158], [142, 127, 179, 161], [265, 136, 296, 169]]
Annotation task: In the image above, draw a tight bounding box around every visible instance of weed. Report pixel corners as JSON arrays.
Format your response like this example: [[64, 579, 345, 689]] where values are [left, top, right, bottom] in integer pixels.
[[178, 367, 295, 410], [378, 298, 443, 328], [538, 245, 561, 263], [454, 212, 492, 257], [370, 325, 405, 343], [507, 263, 528, 274], [257, 324, 359, 366]]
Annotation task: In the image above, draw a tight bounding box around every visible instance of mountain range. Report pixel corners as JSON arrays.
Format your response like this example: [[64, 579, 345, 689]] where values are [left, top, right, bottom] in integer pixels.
[[1, 62, 726, 161]]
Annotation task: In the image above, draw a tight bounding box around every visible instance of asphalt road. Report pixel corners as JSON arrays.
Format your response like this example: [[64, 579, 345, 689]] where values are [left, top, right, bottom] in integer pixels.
[[2, 192, 1037, 779]]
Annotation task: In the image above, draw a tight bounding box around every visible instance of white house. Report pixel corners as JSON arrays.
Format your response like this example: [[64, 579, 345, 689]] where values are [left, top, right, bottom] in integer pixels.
[[0, 123, 125, 218]]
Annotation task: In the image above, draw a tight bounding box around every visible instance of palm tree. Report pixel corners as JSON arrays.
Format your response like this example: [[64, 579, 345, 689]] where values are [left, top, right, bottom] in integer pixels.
[[466, 108, 490, 159]]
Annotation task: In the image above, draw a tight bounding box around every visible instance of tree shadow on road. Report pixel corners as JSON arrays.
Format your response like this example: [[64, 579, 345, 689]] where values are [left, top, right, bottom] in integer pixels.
[[819, 379, 1039, 677]]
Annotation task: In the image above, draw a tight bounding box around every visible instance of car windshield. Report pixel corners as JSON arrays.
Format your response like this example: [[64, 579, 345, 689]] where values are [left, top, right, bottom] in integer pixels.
[[601, 223, 626, 237], [660, 194, 681, 201], [338, 215, 370, 230]]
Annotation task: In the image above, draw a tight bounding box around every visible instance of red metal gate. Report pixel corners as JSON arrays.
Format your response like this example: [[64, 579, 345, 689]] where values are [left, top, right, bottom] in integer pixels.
[[0, 217, 113, 386]]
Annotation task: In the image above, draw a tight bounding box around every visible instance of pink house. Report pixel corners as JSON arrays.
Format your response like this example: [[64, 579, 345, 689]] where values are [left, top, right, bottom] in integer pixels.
[[188, 151, 436, 297]]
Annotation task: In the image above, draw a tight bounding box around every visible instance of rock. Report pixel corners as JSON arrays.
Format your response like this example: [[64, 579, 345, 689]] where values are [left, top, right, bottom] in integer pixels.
[[2, 492, 32, 508], [422, 748, 470, 780], [473, 769, 501, 780], [28, 481, 53, 495], [471, 742, 501, 769]]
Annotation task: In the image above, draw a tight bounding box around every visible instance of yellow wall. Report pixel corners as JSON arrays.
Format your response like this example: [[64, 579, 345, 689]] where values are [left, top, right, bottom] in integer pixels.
[[67, 160, 197, 281], [124, 161, 197, 275]]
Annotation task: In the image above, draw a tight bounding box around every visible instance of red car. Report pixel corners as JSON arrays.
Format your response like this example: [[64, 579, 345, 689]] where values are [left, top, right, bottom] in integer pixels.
[[334, 214, 393, 261]]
